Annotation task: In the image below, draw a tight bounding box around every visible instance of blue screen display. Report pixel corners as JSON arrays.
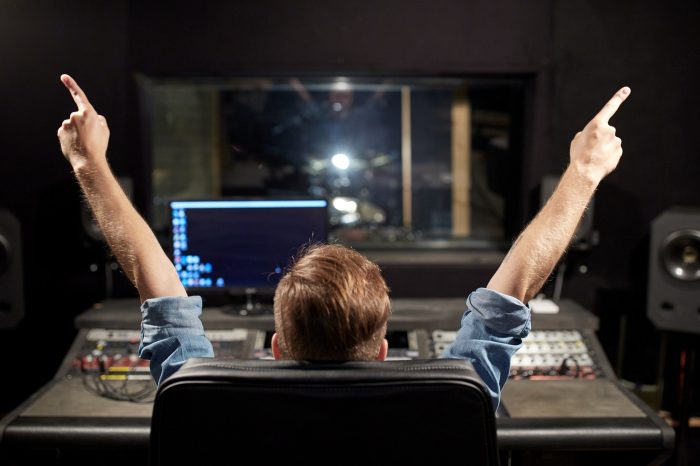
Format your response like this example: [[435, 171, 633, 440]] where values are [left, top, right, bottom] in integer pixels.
[[169, 199, 328, 291]]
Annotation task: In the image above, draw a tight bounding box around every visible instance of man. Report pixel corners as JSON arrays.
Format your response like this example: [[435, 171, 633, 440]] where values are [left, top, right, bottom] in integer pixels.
[[57, 74, 629, 409]]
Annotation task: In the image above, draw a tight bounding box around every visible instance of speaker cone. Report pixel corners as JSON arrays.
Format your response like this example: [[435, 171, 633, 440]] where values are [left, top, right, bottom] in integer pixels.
[[661, 229, 700, 281]]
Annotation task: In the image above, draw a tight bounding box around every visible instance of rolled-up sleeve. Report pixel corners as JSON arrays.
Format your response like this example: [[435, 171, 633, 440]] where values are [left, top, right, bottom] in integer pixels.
[[138, 296, 214, 386], [442, 287, 531, 410]]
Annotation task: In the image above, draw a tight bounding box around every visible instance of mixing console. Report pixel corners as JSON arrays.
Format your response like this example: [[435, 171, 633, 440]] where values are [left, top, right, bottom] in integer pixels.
[[431, 329, 603, 380], [71, 328, 252, 402], [70, 325, 606, 404], [2, 299, 674, 466]]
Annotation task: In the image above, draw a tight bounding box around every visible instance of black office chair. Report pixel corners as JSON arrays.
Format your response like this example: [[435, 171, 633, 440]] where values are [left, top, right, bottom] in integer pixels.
[[150, 358, 498, 465]]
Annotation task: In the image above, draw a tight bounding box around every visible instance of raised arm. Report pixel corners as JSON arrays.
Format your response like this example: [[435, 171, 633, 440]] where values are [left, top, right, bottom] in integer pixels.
[[487, 87, 631, 303], [56, 74, 186, 302]]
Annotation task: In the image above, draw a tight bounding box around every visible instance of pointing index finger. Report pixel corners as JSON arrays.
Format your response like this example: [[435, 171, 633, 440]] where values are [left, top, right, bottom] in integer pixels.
[[60, 74, 93, 112], [594, 86, 631, 123]]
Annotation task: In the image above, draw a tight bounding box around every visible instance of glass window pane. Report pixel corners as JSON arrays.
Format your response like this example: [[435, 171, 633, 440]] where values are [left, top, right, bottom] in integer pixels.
[[143, 77, 523, 246]]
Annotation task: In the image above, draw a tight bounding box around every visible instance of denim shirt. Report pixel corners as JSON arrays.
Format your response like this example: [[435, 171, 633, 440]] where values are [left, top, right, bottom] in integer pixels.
[[442, 288, 531, 409], [138, 287, 530, 409], [138, 296, 214, 386]]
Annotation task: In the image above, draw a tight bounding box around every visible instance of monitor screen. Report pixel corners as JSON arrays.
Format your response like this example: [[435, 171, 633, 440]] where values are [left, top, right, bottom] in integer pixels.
[[169, 199, 328, 297]]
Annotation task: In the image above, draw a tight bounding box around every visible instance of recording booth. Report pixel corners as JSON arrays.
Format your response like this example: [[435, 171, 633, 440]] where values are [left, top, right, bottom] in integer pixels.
[[0, 198, 674, 465]]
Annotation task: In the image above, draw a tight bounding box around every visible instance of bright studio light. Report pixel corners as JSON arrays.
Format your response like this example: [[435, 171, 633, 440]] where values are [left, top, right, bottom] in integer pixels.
[[332, 197, 358, 213], [331, 153, 350, 170]]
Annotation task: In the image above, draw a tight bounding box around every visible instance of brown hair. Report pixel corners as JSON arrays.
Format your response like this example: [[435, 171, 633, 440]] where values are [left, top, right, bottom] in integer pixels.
[[273, 243, 391, 360]]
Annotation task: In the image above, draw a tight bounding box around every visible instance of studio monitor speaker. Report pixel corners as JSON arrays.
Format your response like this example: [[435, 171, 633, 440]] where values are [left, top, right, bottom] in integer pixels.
[[0, 209, 24, 328], [647, 207, 700, 333]]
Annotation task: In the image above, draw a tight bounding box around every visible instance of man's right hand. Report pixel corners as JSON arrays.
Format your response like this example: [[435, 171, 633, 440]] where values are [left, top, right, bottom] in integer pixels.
[[57, 74, 110, 171], [569, 87, 631, 184], [487, 86, 631, 303]]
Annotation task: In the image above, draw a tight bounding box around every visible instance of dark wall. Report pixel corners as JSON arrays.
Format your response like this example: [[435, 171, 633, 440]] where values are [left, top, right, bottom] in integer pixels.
[[129, 0, 550, 74], [0, 0, 698, 410], [0, 0, 129, 413]]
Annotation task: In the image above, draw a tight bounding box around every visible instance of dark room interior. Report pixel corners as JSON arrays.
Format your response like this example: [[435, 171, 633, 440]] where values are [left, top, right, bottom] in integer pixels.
[[0, 1, 699, 464]]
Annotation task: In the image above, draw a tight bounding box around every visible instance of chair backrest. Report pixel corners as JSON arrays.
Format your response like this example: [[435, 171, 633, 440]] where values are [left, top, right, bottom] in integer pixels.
[[150, 358, 498, 465]]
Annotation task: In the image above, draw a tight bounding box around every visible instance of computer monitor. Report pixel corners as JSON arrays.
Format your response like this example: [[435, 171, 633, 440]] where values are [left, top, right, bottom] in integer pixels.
[[169, 198, 328, 308]]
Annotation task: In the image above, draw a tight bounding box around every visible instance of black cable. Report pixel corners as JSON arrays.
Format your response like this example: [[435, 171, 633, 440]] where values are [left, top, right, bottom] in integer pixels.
[[559, 356, 581, 377], [77, 354, 156, 403]]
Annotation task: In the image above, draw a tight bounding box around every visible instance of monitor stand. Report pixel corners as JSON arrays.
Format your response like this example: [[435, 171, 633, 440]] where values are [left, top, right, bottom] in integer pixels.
[[221, 289, 274, 316]]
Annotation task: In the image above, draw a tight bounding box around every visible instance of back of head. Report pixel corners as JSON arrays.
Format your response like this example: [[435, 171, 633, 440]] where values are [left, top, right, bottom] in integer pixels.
[[273, 243, 391, 360]]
